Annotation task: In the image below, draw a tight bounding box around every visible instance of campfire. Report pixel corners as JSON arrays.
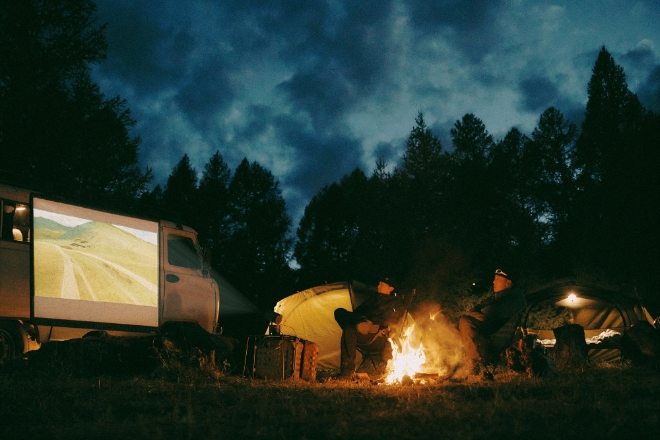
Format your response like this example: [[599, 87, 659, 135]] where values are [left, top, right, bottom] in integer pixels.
[[383, 324, 427, 384], [382, 309, 463, 384]]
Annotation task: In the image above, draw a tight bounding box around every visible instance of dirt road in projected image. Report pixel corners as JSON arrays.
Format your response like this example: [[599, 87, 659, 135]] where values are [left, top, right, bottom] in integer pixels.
[[43, 242, 157, 304], [34, 219, 158, 306]]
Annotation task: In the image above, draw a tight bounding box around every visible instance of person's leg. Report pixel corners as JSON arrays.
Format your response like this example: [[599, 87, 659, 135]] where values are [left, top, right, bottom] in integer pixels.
[[459, 315, 487, 374], [339, 326, 358, 376]]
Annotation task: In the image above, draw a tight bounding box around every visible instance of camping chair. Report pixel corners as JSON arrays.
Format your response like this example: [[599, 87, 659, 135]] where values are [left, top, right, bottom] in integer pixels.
[[355, 330, 391, 373], [356, 344, 384, 372], [483, 311, 524, 366]]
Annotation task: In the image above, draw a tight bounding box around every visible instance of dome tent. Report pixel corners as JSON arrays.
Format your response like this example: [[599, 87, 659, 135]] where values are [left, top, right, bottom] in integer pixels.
[[522, 278, 656, 363], [272, 281, 412, 370]]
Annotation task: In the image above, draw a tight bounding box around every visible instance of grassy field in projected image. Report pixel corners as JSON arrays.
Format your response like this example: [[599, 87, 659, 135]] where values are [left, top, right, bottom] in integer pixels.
[[34, 217, 158, 306]]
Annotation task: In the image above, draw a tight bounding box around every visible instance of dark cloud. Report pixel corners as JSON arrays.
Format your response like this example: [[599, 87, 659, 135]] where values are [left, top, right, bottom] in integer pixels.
[[277, 116, 363, 195], [88, 0, 660, 230], [278, 70, 355, 129], [562, 103, 586, 128], [516, 73, 585, 126], [225, 105, 365, 214], [96, 1, 180, 91], [273, 1, 397, 129], [638, 66, 660, 112], [373, 140, 402, 168], [621, 43, 656, 71], [573, 48, 602, 72], [176, 59, 235, 129], [518, 76, 560, 113], [403, 0, 503, 62], [413, 83, 451, 101], [430, 120, 456, 152]]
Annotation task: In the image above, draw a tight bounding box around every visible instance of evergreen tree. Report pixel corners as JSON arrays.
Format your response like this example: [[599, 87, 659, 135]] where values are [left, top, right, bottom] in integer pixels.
[[396, 112, 451, 237], [225, 158, 293, 309], [568, 47, 648, 287], [294, 169, 374, 287], [530, 107, 577, 244], [197, 151, 232, 251], [575, 47, 644, 184], [450, 113, 494, 166], [162, 155, 198, 227], [446, 113, 496, 268], [0, 0, 150, 205], [488, 128, 544, 272]]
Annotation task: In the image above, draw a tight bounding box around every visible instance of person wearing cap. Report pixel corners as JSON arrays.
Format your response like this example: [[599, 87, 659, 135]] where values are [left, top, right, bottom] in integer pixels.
[[334, 279, 413, 378], [458, 268, 526, 377]]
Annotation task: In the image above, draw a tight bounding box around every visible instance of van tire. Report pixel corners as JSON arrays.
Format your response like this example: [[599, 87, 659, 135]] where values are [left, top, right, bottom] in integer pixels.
[[0, 322, 23, 366]]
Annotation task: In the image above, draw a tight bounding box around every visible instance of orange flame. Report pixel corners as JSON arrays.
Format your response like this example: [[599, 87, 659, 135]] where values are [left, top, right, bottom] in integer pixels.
[[383, 324, 427, 384]]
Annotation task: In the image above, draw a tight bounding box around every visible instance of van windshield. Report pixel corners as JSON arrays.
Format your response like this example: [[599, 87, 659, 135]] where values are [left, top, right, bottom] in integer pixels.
[[167, 234, 200, 269]]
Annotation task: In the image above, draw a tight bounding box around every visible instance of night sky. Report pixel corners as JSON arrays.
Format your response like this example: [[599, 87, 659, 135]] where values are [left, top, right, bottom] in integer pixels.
[[91, 0, 660, 226]]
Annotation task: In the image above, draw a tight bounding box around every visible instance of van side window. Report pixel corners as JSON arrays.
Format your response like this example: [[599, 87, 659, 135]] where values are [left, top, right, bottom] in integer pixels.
[[167, 234, 200, 269], [1, 200, 31, 242]]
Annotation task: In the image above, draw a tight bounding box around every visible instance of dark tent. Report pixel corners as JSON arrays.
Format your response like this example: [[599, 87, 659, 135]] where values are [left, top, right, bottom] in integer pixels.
[[522, 279, 656, 363]]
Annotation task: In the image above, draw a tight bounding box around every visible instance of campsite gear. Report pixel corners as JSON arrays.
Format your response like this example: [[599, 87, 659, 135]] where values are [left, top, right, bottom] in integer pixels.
[[243, 335, 318, 381], [553, 324, 589, 371], [505, 334, 558, 377], [272, 281, 414, 370]]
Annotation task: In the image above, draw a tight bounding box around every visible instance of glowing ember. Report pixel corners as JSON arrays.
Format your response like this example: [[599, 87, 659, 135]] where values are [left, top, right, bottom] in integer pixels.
[[383, 324, 427, 384]]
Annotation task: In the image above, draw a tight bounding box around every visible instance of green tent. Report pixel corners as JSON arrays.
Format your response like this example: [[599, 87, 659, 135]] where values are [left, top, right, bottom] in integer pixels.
[[522, 279, 656, 362]]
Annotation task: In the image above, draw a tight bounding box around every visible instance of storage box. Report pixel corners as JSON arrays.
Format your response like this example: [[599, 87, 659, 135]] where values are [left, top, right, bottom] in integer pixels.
[[244, 335, 318, 381]]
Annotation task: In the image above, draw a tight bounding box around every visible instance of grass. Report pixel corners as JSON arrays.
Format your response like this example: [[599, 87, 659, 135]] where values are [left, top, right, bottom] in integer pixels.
[[2, 362, 659, 440]]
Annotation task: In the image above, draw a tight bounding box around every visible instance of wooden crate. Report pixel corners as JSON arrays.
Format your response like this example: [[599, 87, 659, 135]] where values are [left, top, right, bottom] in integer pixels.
[[245, 335, 319, 380]]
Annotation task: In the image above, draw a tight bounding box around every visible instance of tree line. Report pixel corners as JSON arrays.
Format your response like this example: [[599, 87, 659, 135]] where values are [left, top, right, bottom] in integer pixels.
[[2, 1, 659, 315], [291, 47, 660, 315]]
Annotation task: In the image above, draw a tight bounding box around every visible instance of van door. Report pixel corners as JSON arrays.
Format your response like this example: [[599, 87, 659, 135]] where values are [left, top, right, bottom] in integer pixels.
[[0, 198, 31, 319], [160, 225, 219, 332]]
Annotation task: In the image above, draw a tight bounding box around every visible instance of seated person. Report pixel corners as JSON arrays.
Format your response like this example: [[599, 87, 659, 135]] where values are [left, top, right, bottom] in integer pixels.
[[334, 280, 413, 377], [458, 268, 526, 375]]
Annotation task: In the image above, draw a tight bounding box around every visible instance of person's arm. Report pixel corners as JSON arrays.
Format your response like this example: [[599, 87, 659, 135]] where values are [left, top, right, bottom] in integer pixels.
[[479, 288, 526, 320]]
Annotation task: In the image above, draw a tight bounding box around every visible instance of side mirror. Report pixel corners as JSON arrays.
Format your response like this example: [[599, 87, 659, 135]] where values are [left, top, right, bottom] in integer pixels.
[[202, 247, 212, 276]]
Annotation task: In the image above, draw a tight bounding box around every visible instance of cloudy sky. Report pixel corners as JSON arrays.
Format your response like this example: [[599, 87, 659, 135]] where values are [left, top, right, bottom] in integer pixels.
[[92, 0, 660, 227]]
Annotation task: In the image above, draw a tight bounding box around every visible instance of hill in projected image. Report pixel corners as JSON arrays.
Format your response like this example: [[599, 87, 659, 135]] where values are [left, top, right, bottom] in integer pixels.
[[34, 216, 158, 307]]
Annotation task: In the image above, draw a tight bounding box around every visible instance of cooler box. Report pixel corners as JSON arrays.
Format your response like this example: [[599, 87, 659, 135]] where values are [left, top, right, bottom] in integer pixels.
[[244, 335, 318, 381]]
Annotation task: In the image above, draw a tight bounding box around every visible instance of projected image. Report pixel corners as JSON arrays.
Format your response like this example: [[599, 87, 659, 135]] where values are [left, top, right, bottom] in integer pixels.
[[33, 205, 159, 307]]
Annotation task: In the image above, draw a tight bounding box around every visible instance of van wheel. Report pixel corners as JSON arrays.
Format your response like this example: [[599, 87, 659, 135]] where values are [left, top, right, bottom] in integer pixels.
[[0, 324, 22, 366]]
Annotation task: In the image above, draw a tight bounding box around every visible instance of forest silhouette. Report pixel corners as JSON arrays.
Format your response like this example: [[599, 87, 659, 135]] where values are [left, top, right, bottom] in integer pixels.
[[2, 1, 659, 320]]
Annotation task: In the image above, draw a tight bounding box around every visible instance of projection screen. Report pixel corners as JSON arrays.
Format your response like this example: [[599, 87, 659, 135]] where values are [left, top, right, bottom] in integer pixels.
[[32, 198, 159, 327]]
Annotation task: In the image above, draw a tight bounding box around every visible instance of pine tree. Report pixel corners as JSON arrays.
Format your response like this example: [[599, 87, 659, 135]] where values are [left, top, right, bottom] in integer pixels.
[[530, 107, 577, 235], [574, 46, 643, 185], [446, 113, 496, 268], [0, 0, 150, 205], [225, 159, 293, 309], [162, 155, 198, 227], [395, 112, 450, 238], [568, 47, 647, 285], [450, 113, 494, 166], [293, 168, 394, 287], [197, 151, 232, 250]]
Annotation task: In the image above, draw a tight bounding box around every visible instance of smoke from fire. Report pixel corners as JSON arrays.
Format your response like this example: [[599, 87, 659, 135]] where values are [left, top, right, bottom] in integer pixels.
[[388, 303, 465, 378]]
